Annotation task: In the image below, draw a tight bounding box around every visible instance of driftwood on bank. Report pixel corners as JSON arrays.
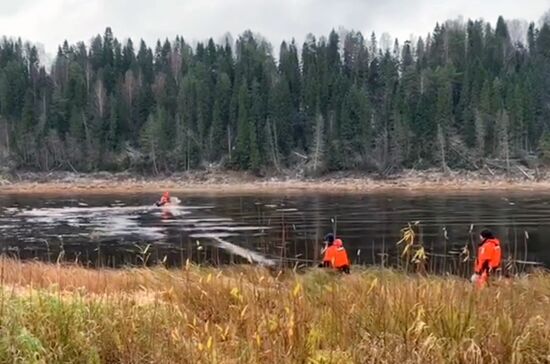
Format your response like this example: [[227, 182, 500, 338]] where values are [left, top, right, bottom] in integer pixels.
[[516, 165, 533, 180], [446, 139, 537, 180], [483, 158, 537, 180]]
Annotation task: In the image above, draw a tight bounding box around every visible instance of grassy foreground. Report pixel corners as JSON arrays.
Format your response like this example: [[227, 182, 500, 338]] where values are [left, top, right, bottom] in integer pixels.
[[0, 260, 549, 363]]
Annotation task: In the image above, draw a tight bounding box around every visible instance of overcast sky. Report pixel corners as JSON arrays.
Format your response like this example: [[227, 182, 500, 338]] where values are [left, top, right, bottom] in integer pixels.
[[0, 0, 549, 55]]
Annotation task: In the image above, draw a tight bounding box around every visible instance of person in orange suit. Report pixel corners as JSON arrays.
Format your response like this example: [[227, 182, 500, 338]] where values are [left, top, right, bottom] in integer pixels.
[[321, 233, 351, 274], [155, 191, 171, 207], [472, 229, 502, 288]]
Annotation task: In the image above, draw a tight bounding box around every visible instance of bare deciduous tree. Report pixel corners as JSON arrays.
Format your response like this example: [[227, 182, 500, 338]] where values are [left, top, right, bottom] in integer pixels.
[[94, 78, 107, 119], [123, 70, 137, 108]]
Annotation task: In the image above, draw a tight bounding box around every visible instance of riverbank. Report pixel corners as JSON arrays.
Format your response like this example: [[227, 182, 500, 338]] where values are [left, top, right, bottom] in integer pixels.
[[0, 259, 548, 363], [2, 169, 550, 195]]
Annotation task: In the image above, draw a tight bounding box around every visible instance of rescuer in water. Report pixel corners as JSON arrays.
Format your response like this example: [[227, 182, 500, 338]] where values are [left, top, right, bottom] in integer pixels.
[[155, 191, 171, 207]]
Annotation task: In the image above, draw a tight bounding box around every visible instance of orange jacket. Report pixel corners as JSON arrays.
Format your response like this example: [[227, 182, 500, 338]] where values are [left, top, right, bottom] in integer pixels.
[[323, 239, 350, 269], [475, 238, 501, 274], [158, 192, 171, 206]]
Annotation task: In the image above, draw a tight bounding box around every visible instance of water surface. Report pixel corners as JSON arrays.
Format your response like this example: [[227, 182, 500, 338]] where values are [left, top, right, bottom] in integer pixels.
[[0, 192, 548, 270]]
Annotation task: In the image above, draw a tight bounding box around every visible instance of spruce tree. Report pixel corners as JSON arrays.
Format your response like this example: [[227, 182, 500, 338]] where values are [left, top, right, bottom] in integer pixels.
[[0, 17, 549, 174], [235, 82, 251, 169]]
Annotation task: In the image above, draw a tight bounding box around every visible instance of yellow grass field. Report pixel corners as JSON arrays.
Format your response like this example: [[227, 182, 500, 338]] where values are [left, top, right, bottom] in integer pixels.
[[0, 259, 549, 363]]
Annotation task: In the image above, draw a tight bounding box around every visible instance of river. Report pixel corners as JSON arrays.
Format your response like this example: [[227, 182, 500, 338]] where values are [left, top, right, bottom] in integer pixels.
[[0, 191, 548, 272]]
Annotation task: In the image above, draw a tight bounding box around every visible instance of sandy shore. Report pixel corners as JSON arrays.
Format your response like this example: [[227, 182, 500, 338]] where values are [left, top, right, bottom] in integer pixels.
[[2, 170, 550, 195]]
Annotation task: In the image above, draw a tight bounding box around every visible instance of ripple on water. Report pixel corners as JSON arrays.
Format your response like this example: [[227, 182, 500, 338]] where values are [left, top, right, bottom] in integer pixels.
[[1, 192, 550, 267]]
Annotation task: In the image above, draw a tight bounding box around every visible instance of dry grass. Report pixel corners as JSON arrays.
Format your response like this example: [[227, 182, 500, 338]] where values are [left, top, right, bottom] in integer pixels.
[[0, 259, 549, 363]]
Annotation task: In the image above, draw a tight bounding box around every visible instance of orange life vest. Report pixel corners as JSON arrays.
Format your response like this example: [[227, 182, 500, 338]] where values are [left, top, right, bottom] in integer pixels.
[[159, 192, 171, 206], [323, 239, 350, 269], [475, 238, 501, 275]]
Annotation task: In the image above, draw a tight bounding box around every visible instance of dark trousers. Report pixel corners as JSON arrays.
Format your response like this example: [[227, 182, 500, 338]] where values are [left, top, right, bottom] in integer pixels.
[[339, 265, 351, 274], [318, 262, 350, 274]]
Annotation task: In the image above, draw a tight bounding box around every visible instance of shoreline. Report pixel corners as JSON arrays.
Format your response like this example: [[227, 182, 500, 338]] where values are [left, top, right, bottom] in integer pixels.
[[2, 170, 550, 195]]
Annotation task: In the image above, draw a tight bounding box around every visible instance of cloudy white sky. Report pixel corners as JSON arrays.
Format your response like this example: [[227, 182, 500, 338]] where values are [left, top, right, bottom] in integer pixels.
[[0, 0, 549, 55]]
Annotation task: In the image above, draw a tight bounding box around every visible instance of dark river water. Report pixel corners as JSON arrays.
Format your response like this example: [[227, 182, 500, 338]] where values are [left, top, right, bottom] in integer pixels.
[[0, 192, 549, 271]]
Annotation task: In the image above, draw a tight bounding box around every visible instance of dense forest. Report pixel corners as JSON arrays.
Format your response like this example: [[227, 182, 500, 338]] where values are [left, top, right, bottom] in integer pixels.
[[1, 15, 550, 176]]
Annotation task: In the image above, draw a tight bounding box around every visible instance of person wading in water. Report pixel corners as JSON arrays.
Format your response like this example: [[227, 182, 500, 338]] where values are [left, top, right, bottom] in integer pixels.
[[155, 192, 171, 207]]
